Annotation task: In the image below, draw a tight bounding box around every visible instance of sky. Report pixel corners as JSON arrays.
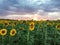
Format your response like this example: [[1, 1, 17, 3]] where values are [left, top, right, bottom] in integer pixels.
[[0, 0, 60, 20]]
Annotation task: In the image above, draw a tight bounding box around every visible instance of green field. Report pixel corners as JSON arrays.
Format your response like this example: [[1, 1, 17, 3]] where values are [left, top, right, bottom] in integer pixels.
[[0, 19, 60, 45]]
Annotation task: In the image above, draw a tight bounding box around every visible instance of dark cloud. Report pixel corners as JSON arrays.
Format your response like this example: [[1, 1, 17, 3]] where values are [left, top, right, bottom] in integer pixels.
[[0, 0, 60, 16]]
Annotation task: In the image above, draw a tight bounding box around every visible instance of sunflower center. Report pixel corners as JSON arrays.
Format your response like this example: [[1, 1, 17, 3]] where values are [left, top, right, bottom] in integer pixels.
[[31, 24, 34, 28], [12, 31, 15, 34], [57, 25, 60, 28], [2, 31, 5, 34]]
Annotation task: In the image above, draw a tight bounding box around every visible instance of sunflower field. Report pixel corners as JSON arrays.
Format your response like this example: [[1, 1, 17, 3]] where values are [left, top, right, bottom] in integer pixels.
[[0, 19, 60, 45]]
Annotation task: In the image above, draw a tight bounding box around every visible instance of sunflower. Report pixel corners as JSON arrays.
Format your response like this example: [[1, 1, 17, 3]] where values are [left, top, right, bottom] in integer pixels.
[[47, 22, 52, 26], [4, 21, 9, 26], [56, 24, 60, 30], [10, 29, 17, 36], [12, 23, 16, 27], [29, 22, 35, 31], [0, 29, 7, 36], [0, 30, 1, 34]]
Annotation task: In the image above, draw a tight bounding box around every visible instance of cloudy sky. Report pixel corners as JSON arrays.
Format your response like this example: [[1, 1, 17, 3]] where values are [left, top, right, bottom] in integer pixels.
[[0, 0, 60, 20]]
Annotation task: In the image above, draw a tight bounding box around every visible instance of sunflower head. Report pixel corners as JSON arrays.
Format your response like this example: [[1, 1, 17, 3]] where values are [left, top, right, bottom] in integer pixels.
[[47, 22, 52, 26], [12, 22, 18, 27], [56, 24, 60, 30], [4, 21, 9, 26], [29, 22, 35, 31], [0, 29, 7, 36], [10, 29, 17, 36]]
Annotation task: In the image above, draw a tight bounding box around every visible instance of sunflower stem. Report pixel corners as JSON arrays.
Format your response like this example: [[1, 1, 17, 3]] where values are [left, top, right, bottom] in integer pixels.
[[27, 30, 30, 45]]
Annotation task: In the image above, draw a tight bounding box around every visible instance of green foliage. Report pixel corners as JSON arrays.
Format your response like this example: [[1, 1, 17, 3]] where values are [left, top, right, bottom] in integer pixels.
[[0, 19, 60, 45]]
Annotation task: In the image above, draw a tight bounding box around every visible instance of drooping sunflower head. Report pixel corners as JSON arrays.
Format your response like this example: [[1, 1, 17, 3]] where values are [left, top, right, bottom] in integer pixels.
[[0, 29, 7, 36], [10, 29, 17, 36], [29, 22, 35, 31], [56, 24, 60, 30]]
